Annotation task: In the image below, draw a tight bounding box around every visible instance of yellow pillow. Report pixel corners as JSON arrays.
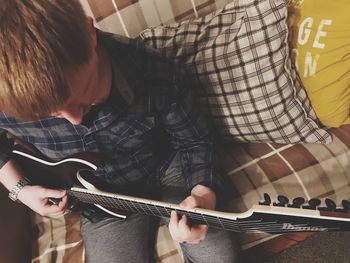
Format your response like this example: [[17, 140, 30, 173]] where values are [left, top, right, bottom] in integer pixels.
[[287, 0, 350, 127]]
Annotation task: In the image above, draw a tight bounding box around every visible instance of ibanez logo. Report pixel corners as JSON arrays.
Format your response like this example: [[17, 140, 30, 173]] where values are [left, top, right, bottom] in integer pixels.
[[282, 223, 327, 232]]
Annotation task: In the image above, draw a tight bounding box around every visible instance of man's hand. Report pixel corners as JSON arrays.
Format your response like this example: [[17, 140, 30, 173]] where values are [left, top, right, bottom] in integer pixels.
[[18, 185, 68, 217], [169, 184, 216, 244]]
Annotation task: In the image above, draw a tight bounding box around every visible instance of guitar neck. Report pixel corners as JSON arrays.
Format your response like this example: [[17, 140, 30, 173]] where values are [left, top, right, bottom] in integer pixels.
[[11, 146, 350, 234], [68, 187, 240, 231], [68, 187, 350, 233]]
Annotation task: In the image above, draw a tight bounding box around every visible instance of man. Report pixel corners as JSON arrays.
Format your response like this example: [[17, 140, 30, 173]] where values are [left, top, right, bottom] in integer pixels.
[[0, 1, 238, 262]]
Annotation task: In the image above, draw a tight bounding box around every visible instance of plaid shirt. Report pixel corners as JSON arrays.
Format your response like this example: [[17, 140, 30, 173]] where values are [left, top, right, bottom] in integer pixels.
[[0, 30, 217, 196]]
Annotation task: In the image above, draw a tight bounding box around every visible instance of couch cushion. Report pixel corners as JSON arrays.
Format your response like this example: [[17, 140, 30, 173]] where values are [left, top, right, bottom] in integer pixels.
[[140, 0, 331, 144], [30, 125, 350, 262], [218, 124, 350, 251], [31, 212, 183, 263]]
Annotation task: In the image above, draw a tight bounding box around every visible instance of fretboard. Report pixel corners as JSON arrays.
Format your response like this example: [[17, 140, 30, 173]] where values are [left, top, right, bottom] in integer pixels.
[[68, 187, 346, 233], [68, 187, 245, 231]]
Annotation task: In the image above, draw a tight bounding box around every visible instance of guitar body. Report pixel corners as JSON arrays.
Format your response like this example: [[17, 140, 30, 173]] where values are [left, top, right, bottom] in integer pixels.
[[11, 145, 129, 218]]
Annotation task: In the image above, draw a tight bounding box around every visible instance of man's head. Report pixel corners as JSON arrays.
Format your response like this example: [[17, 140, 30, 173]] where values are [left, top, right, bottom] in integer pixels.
[[0, 0, 96, 121]]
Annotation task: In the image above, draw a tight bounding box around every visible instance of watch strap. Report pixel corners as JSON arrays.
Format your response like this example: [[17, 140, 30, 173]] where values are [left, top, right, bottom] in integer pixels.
[[8, 177, 31, 202]]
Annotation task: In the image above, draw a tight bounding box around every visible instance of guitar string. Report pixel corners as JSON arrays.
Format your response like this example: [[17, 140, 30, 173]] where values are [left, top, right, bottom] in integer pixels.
[[78, 192, 342, 232], [73, 191, 241, 230], [69, 191, 344, 232], [113, 198, 341, 232], [92, 193, 336, 232], [71, 192, 311, 229], [88, 194, 260, 231], [71, 192, 332, 231]]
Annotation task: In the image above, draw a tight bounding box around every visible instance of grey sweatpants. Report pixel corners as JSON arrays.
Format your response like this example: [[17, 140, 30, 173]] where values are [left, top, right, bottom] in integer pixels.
[[80, 153, 239, 263]]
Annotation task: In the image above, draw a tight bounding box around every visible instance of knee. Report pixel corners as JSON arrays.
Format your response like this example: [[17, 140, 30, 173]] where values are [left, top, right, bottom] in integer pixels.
[[181, 231, 240, 263]]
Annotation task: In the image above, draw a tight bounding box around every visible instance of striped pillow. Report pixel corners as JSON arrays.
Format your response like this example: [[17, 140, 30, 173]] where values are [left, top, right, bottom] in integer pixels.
[[140, 0, 331, 144]]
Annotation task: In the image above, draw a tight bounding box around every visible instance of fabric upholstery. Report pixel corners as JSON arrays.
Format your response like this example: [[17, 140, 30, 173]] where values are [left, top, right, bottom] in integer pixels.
[[140, 0, 331, 143], [31, 124, 350, 262], [20, 0, 350, 262]]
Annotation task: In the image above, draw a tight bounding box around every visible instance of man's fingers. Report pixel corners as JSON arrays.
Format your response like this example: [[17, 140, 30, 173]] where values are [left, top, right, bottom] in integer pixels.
[[178, 214, 190, 232], [169, 211, 181, 241], [193, 224, 208, 234], [170, 211, 179, 224], [41, 194, 68, 216], [169, 208, 209, 244], [42, 203, 65, 215], [43, 202, 69, 217], [57, 195, 68, 209], [179, 196, 199, 209], [47, 209, 70, 218]]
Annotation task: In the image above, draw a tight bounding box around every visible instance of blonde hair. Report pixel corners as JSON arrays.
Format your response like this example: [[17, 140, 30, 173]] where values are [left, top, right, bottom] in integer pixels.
[[0, 0, 92, 120]]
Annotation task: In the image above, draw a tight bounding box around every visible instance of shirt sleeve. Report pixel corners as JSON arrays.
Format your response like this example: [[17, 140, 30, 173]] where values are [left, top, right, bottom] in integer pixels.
[[0, 129, 15, 169], [158, 74, 221, 195]]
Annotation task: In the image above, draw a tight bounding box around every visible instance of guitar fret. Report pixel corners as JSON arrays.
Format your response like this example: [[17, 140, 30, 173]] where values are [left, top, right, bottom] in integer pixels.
[[117, 199, 128, 211], [153, 204, 165, 217], [136, 200, 149, 214], [130, 200, 143, 214], [67, 189, 350, 233], [72, 191, 244, 231], [159, 206, 170, 217], [146, 203, 158, 216]]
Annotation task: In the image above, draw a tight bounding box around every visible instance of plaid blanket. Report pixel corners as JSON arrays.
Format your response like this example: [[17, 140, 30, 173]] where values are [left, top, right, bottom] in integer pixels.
[[24, 0, 350, 262], [31, 125, 350, 262]]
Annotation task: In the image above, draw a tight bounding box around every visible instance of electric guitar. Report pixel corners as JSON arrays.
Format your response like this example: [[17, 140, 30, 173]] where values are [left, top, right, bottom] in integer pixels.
[[11, 145, 350, 234]]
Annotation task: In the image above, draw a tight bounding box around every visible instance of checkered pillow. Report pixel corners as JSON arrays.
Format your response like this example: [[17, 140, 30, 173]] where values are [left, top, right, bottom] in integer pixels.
[[140, 0, 331, 144]]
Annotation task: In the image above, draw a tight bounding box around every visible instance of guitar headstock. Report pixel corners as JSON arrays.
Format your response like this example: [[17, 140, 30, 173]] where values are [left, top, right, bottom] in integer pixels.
[[258, 193, 350, 215], [236, 193, 350, 233]]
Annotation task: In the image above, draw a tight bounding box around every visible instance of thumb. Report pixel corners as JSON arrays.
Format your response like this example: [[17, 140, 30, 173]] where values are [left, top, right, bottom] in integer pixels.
[[180, 196, 198, 209]]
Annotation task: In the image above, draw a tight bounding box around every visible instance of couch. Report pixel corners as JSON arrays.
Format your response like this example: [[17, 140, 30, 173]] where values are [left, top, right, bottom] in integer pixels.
[[1, 0, 350, 262]]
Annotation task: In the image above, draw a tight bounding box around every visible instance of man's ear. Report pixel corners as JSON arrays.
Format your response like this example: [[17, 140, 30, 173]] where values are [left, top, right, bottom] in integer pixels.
[[87, 16, 97, 50]]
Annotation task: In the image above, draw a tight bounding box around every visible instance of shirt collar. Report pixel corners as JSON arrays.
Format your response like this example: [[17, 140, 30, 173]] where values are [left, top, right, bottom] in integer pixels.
[[96, 29, 137, 114]]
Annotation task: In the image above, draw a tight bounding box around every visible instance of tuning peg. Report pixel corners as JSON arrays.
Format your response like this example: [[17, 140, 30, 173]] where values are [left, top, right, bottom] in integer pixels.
[[273, 195, 289, 207], [342, 200, 350, 211], [318, 198, 337, 211], [288, 197, 305, 208], [302, 198, 321, 210], [259, 193, 271, 206]]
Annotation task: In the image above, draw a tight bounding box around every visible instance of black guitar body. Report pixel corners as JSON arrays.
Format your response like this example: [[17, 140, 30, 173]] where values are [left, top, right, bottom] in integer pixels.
[[11, 145, 130, 218]]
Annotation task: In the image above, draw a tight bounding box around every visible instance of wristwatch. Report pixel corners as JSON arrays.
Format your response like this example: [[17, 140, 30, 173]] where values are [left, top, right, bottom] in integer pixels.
[[8, 177, 31, 202]]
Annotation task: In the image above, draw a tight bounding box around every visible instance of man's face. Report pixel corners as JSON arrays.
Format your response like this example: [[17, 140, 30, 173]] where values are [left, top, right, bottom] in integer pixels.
[[52, 17, 111, 125], [53, 40, 111, 125]]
